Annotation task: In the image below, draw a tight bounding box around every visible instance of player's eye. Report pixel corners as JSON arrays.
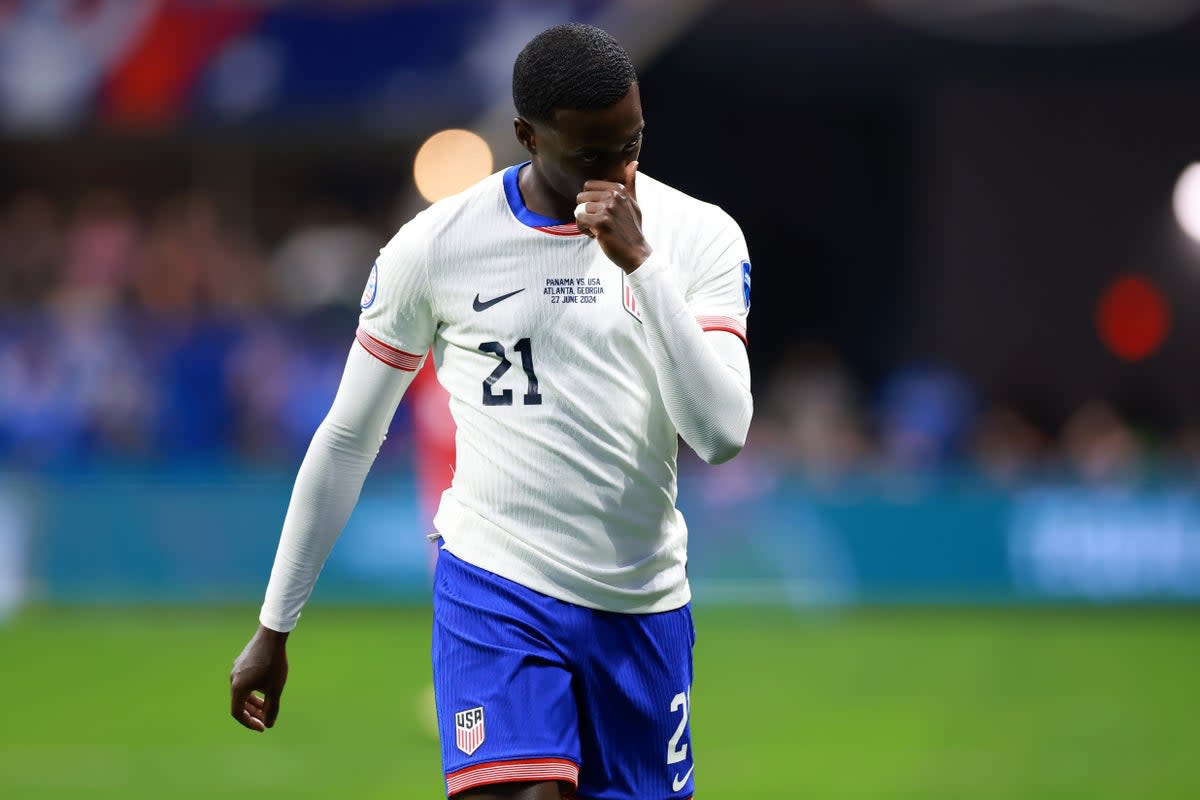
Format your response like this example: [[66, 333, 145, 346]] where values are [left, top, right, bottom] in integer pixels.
[[578, 153, 600, 165], [624, 134, 642, 151]]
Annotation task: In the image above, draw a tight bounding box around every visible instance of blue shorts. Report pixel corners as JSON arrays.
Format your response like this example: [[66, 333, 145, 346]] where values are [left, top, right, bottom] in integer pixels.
[[432, 549, 695, 800]]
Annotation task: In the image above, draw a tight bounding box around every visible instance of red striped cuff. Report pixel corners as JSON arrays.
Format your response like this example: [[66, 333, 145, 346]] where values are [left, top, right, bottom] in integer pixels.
[[447, 757, 579, 796], [355, 327, 424, 371], [696, 314, 747, 345]]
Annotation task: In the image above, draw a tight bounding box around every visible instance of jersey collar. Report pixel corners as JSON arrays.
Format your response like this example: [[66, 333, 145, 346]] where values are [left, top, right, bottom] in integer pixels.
[[503, 162, 584, 237]]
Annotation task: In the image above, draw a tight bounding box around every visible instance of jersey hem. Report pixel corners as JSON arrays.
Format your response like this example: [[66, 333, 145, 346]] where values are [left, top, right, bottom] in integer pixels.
[[441, 537, 692, 614], [436, 496, 692, 614], [446, 756, 579, 796]]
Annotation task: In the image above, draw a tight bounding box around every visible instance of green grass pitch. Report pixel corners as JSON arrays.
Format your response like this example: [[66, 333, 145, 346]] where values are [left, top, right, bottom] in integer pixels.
[[1, 605, 1198, 799]]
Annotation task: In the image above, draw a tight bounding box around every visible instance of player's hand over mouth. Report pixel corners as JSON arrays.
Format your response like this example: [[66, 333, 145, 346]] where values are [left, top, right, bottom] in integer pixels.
[[575, 161, 652, 273]]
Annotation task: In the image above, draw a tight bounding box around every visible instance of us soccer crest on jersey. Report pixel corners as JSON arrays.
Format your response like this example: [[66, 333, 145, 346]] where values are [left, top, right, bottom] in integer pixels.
[[621, 270, 643, 321], [360, 261, 378, 309]]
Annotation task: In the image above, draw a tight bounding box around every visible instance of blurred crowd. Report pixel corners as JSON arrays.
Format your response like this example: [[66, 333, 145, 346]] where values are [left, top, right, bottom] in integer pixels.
[[0, 188, 406, 467], [752, 342, 1199, 489], [0, 188, 1190, 485]]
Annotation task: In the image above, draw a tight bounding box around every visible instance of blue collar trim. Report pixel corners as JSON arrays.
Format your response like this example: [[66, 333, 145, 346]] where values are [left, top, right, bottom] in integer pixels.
[[503, 162, 573, 228]]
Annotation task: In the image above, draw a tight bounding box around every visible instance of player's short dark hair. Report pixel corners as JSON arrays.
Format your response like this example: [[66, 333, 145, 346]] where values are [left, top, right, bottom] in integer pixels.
[[513, 23, 637, 124]]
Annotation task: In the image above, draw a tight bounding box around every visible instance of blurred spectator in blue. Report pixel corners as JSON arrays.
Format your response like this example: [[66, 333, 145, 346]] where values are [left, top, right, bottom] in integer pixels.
[[153, 321, 241, 459], [226, 320, 372, 462], [877, 361, 975, 470], [225, 321, 294, 459], [55, 298, 157, 459], [131, 194, 267, 459], [0, 320, 89, 462], [0, 304, 152, 464], [0, 189, 158, 464]]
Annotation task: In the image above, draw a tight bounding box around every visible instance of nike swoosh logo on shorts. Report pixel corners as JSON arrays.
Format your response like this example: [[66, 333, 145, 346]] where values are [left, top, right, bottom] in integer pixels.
[[672, 765, 694, 792], [472, 288, 525, 311]]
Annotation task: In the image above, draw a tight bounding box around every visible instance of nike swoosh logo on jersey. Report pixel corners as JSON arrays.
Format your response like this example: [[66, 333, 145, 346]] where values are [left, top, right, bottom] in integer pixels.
[[672, 766, 694, 792], [473, 288, 525, 311]]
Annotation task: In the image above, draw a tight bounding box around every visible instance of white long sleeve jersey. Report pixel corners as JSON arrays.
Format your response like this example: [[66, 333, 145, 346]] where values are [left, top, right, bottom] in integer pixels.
[[260, 164, 752, 629]]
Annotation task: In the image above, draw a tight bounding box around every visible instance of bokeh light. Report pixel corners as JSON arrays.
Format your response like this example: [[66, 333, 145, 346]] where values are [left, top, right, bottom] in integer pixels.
[[1172, 163, 1200, 243], [413, 129, 493, 203], [1095, 274, 1171, 361]]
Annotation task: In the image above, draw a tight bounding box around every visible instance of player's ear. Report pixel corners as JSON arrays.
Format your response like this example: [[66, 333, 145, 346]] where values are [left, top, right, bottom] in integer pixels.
[[514, 117, 537, 156]]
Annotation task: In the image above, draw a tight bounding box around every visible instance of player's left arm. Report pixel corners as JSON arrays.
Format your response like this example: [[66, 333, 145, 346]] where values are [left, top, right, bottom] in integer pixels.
[[625, 238, 752, 465], [576, 163, 752, 464]]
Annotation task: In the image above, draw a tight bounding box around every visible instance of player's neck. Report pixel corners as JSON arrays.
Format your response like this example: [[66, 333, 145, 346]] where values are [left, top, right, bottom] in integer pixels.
[[518, 164, 575, 223]]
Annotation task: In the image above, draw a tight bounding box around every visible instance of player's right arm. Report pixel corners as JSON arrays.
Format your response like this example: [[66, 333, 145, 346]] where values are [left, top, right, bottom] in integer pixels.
[[229, 345, 417, 731], [230, 218, 436, 732]]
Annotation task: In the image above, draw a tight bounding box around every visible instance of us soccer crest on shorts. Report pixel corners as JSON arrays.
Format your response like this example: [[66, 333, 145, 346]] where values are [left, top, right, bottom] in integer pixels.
[[455, 706, 485, 756]]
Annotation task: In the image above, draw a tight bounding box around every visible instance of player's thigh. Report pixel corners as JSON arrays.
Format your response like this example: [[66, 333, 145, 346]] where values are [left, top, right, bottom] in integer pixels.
[[433, 550, 584, 796], [575, 604, 696, 800]]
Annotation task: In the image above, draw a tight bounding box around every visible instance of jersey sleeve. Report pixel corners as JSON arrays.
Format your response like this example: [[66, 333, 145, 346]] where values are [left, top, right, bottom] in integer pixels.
[[685, 209, 751, 346], [355, 219, 436, 372]]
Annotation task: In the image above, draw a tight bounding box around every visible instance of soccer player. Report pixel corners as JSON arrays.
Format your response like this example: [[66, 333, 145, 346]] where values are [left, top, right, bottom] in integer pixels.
[[230, 23, 753, 800]]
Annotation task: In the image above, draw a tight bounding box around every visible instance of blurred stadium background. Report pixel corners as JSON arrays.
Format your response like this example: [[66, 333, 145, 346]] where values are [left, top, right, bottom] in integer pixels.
[[2, 1, 1200, 798]]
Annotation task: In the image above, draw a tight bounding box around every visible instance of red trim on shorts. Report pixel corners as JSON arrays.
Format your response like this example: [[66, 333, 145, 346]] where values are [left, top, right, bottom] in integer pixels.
[[446, 757, 579, 796]]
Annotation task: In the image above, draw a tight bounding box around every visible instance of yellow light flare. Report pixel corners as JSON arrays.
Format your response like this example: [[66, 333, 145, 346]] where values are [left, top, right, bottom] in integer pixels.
[[413, 129, 494, 203]]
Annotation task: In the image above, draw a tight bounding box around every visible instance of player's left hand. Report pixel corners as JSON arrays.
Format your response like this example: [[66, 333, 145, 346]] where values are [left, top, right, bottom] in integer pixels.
[[575, 161, 652, 274]]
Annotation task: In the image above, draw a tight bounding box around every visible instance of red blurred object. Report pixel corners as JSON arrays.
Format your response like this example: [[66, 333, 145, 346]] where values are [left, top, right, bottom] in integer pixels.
[[100, 4, 261, 127], [410, 355, 456, 531], [1095, 274, 1170, 361]]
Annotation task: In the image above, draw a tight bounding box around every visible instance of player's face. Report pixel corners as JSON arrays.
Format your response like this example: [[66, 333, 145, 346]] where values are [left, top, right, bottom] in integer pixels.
[[525, 83, 644, 202]]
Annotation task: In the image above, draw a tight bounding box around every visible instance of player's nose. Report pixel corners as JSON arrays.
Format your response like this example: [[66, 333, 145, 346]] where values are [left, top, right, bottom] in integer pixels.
[[599, 161, 633, 185]]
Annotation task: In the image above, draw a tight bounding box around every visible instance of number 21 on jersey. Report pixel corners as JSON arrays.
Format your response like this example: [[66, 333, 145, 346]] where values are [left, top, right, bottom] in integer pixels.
[[478, 338, 541, 406]]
